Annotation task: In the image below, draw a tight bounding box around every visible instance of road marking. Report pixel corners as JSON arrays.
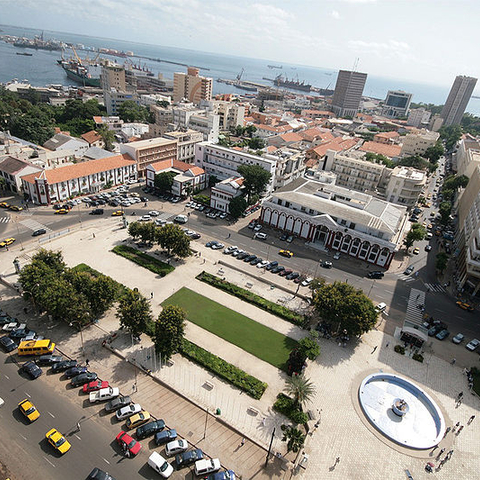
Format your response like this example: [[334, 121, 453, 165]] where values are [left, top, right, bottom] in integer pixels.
[[47, 411, 55, 418], [74, 434, 81, 440], [4, 375, 9, 379], [19, 434, 27, 441], [103, 458, 110, 465], [24, 392, 31, 398], [455, 315, 464, 320], [384, 290, 394, 294], [43, 456, 56, 468]]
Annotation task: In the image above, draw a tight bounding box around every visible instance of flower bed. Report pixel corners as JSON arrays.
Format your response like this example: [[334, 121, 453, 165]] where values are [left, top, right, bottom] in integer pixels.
[[112, 244, 174, 277]]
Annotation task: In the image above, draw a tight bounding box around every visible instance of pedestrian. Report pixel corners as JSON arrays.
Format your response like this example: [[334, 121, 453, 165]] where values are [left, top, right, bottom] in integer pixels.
[[443, 426, 451, 438], [386, 342, 390, 348], [453, 422, 460, 432], [150, 292, 154, 299], [371, 346, 378, 354], [76, 422, 81, 431], [85, 359, 90, 367], [261, 417, 266, 427], [447, 450, 454, 460], [457, 391, 464, 400], [468, 415, 475, 425], [240, 437, 246, 447], [457, 425, 464, 434], [450, 358, 456, 365], [335, 457, 340, 465], [227, 233, 231, 238], [456, 397, 463, 406], [416, 294, 420, 300]]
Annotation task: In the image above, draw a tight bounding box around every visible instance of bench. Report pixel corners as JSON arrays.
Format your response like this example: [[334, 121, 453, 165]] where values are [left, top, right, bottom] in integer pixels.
[[203, 381, 214, 390], [247, 406, 260, 416], [245, 282, 253, 289]]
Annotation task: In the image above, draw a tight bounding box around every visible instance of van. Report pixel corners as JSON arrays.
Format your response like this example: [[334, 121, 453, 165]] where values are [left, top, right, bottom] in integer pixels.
[[147, 451, 174, 478], [18, 339, 55, 356], [195, 458, 221, 476], [174, 214, 188, 224]]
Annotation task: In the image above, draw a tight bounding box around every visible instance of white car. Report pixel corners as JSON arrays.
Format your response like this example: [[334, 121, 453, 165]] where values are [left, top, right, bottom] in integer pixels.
[[149, 211, 160, 216], [466, 339, 480, 351], [224, 246, 238, 255], [3, 322, 22, 331], [452, 333, 465, 344], [155, 219, 166, 227], [254, 232, 267, 240], [211, 242, 225, 250], [253, 224, 262, 232], [165, 439, 188, 456], [116, 403, 142, 421], [195, 459, 221, 476], [301, 277, 313, 287], [90, 387, 120, 403], [232, 249, 245, 257], [140, 215, 152, 222], [185, 230, 196, 237], [376, 302, 387, 312], [257, 260, 270, 268], [333, 252, 341, 260], [148, 452, 173, 478]]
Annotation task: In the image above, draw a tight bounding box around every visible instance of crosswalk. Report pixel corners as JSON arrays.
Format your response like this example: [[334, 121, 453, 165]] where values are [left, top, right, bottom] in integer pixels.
[[405, 288, 426, 326], [395, 273, 416, 283], [19, 218, 51, 233], [424, 283, 446, 293], [0, 216, 10, 223]]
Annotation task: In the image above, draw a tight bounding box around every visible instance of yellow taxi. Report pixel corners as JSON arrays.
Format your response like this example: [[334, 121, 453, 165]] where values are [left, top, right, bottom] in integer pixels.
[[125, 410, 150, 429], [18, 398, 40, 422], [413, 247, 420, 255], [425, 202, 432, 208], [46, 428, 71, 454], [54, 209, 69, 215], [0, 202, 10, 208], [427, 224, 433, 230], [111, 210, 124, 216], [456, 301, 474, 312], [279, 249, 294, 258], [9, 205, 23, 212], [0, 238, 16, 248]]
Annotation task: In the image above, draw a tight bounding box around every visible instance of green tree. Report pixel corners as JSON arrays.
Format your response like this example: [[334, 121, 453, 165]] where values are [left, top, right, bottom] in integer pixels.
[[228, 195, 248, 219], [155, 224, 191, 258], [284, 374, 316, 409], [153, 305, 186, 361], [298, 332, 320, 361], [137, 222, 156, 244], [97, 124, 115, 151], [116, 289, 153, 338], [208, 175, 219, 188], [247, 137, 265, 150], [404, 223, 427, 250], [398, 155, 434, 172], [311, 280, 378, 337], [128, 221, 142, 239], [30, 249, 66, 273], [424, 141, 444, 163], [439, 124, 462, 150], [237, 164, 271, 201], [281, 425, 306, 453], [364, 152, 394, 168], [118, 100, 150, 123], [156, 100, 170, 108], [9, 114, 55, 145], [154, 171, 177, 193], [439, 201, 452, 225], [436, 252, 449, 273]]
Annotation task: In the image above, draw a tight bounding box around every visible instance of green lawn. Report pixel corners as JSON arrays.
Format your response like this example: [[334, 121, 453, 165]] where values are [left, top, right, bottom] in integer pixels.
[[162, 287, 297, 370]]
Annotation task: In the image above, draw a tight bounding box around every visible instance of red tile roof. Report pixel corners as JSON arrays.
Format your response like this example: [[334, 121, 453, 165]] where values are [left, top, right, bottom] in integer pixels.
[[359, 141, 402, 158], [21, 154, 136, 185], [374, 131, 400, 140], [149, 159, 204, 176], [81, 130, 102, 144], [280, 132, 303, 143], [308, 137, 358, 158]]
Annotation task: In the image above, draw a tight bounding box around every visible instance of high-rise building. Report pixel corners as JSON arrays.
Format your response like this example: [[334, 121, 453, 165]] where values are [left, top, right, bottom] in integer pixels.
[[331, 70, 368, 118], [382, 90, 412, 118], [173, 67, 213, 104], [407, 108, 431, 128], [440, 75, 477, 126]]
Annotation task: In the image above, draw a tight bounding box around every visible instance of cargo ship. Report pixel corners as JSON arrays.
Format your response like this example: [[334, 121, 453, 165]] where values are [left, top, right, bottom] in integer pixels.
[[273, 74, 311, 92], [58, 60, 102, 87], [13, 32, 62, 51]]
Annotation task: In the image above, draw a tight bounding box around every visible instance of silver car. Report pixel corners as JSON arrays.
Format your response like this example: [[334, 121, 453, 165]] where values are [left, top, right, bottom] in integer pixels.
[[116, 403, 142, 421]]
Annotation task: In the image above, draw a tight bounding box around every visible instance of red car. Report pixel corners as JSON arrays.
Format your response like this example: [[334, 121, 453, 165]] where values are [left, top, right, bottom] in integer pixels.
[[82, 380, 109, 394], [116, 431, 142, 457]]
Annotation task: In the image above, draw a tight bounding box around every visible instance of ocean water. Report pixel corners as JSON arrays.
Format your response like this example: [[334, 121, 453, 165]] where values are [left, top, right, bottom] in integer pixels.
[[1, 23, 480, 116]]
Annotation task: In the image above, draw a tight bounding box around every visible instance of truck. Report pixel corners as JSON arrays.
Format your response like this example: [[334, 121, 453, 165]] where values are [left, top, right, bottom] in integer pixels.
[[89, 386, 120, 403]]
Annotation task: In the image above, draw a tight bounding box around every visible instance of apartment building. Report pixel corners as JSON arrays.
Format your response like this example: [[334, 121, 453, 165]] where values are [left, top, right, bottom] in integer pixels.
[[271, 148, 307, 190], [101, 64, 139, 115], [200, 100, 245, 131], [259, 177, 408, 269], [194, 142, 276, 194], [440, 75, 477, 126], [0, 156, 41, 193], [210, 177, 244, 212], [162, 130, 204, 163], [173, 67, 213, 103], [400, 130, 440, 156], [407, 108, 431, 128], [455, 137, 480, 178], [331, 70, 368, 117], [120, 137, 177, 177], [43, 133, 89, 158], [385, 166, 427, 207]]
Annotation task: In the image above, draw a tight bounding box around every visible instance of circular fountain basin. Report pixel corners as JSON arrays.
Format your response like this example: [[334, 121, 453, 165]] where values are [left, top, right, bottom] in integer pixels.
[[358, 373, 445, 449]]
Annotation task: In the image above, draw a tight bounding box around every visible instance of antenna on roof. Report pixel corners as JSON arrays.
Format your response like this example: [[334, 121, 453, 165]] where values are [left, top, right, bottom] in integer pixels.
[[352, 57, 359, 73]]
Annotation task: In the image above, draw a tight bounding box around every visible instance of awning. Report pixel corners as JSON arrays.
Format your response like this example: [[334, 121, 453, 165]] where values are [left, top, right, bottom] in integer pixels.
[[401, 326, 428, 343]]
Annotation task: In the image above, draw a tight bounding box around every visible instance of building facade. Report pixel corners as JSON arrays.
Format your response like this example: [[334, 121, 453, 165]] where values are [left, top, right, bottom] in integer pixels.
[[385, 166, 426, 207], [259, 178, 408, 269], [331, 70, 368, 118], [400, 130, 440, 156], [200, 100, 245, 131], [440, 75, 477, 126], [194, 142, 277, 193], [120, 137, 178, 177], [173, 67, 213, 104], [0, 156, 41, 193], [407, 108, 431, 128], [20, 154, 137, 205], [381, 90, 412, 118], [162, 130, 204, 163], [210, 177, 244, 213]]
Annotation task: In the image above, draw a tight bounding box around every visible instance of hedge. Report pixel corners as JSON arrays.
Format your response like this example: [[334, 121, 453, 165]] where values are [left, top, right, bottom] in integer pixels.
[[273, 393, 309, 424], [412, 353, 424, 363], [196, 271, 305, 326], [71, 263, 128, 299], [112, 244, 174, 277], [193, 194, 210, 205], [394, 345, 405, 355], [180, 339, 267, 399]]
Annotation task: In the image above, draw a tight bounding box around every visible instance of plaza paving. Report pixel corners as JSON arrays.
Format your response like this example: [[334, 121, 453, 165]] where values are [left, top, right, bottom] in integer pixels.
[[1, 218, 479, 479]]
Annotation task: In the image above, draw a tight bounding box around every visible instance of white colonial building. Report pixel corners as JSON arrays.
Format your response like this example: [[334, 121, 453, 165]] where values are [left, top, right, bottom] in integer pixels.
[[210, 177, 244, 213]]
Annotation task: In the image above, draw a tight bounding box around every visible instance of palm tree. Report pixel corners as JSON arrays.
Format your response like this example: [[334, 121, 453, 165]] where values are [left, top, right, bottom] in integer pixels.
[[284, 374, 316, 408], [281, 425, 306, 453]]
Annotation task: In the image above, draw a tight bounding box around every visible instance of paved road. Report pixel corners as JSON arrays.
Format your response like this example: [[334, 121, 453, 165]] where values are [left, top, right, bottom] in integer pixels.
[[0, 349, 191, 480]]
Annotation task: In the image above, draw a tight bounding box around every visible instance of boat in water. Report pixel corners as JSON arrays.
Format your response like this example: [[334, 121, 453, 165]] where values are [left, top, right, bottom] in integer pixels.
[[13, 32, 62, 51], [58, 60, 102, 87], [16, 52, 33, 56], [267, 64, 282, 69], [273, 74, 311, 92]]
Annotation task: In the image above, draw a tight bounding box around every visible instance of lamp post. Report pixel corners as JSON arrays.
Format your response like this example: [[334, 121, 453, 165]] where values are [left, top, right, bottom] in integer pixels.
[[203, 408, 209, 440], [265, 427, 276, 468]]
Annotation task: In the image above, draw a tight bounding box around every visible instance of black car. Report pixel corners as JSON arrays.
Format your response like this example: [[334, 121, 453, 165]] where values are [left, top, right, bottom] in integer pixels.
[[87, 468, 116, 480], [0, 316, 14, 326], [191, 233, 201, 240], [244, 255, 257, 263], [105, 395, 132, 413], [321, 261, 333, 269], [279, 268, 292, 277], [22, 361, 42, 379], [280, 233, 288, 241], [135, 419, 166, 440], [206, 241, 219, 248], [51, 360, 79, 373], [0, 336, 17, 352], [271, 265, 285, 274], [71, 372, 97, 387], [154, 428, 177, 446], [175, 448, 204, 469], [65, 366, 88, 378], [236, 252, 249, 260], [367, 271, 384, 279], [109, 200, 120, 207], [250, 257, 262, 266], [36, 354, 63, 366], [32, 228, 47, 237], [9, 328, 35, 340], [89, 208, 104, 215], [286, 272, 300, 280], [266, 261, 278, 271]]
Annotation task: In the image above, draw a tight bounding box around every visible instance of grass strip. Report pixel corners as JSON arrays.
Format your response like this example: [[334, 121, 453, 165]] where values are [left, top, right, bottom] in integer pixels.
[[196, 271, 305, 326], [111, 244, 174, 277], [180, 339, 267, 399], [162, 287, 297, 370]]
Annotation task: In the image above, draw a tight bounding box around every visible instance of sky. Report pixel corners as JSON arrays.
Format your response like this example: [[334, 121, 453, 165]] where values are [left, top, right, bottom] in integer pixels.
[[1, 0, 478, 88]]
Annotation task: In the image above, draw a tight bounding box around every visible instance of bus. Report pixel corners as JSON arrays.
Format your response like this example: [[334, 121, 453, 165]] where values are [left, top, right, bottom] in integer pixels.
[[18, 339, 55, 356]]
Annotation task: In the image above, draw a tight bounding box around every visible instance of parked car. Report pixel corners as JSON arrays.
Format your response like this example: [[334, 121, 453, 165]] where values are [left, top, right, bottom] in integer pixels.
[[116, 403, 142, 421], [126, 410, 150, 429], [265, 261, 278, 271], [70, 372, 98, 387], [404, 266, 415, 275], [65, 366, 88, 378], [116, 431, 142, 457], [21, 361, 42, 379], [244, 255, 257, 263], [207, 471, 236, 480], [333, 252, 341, 260], [105, 395, 131, 413], [147, 451, 173, 478], [211, 242, 224, 250], [367, 271, 384, 279], [51, 360, 79, 373], [425, 245, 432, 252], [253, 225, 262, 232], [83, 380, 109, 394], [140, 214, 152, 222], [452, 333, 465, 344], [10, 328, 35, 340], [250, 257, 262, 266], [466, 339, 480, 351], [174, 449, 204, 469], [89, 208, 104, 215], [90, 387, 120, 404], [254, 232, 267, 240], [136, 419, 166, 440], [321, 261, 333, 269], [165, 439, 188, 456], [286, 272, 300, 281], [195, 459, 221, 476], [435, 329, 450, 340], [413, 247, 420, 255], [154, 428, 177, 446], [0, 237, 16, 248], [36, 354, 63, 366], [0, 336, 17, 352], [375, 302, 387, 312], [224, 246, 238, 255], [279, 269, 292, 277], [271, 265, 285, 274], [257, 260, 270, 268]]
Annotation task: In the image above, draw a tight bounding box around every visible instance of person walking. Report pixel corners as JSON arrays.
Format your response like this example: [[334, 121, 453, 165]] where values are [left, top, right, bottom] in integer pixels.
[[85, 359, 90, 367], [450, 358, 456, 365], [76, 422, 81, 431], [457, 425, 464, 434], [443, 426, 451, 438], [150, 292, 154, 299], [468, 415, 476, 425], [261, 417, 266, 427], [371, 346, 378, 354], [240, 438, 246, 447]]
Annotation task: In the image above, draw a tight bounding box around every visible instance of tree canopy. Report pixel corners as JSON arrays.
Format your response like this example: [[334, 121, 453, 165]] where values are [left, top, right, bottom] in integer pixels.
[[118, 100, 152, 123], [439, 124, 462, 151], [155, 224, 191, 258], [424, 141, 444, 163], [228, 195, 248, 219], [311, 280, 378, 337], [154, 171, 176, 193], [284, 374, 316, 409], [116, 289, 153, 339], [281, 425, 306, 453], [364, 152, 395, 168], [153, 305, 186, 361], [404, 223, 427, 249], [237, 164, 271, 201]]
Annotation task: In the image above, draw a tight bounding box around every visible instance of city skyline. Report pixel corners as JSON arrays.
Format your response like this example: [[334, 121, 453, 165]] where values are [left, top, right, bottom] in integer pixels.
[[1, 0, 479, 91]]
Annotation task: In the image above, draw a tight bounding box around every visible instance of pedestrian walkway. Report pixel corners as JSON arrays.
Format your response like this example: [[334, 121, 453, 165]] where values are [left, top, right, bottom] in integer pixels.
[[425, 283, 446, 293], [19, 218, 52, 232], [0, 216, 10, 223], [395, 272, 416, 283], [404, 288, 426, 327]]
